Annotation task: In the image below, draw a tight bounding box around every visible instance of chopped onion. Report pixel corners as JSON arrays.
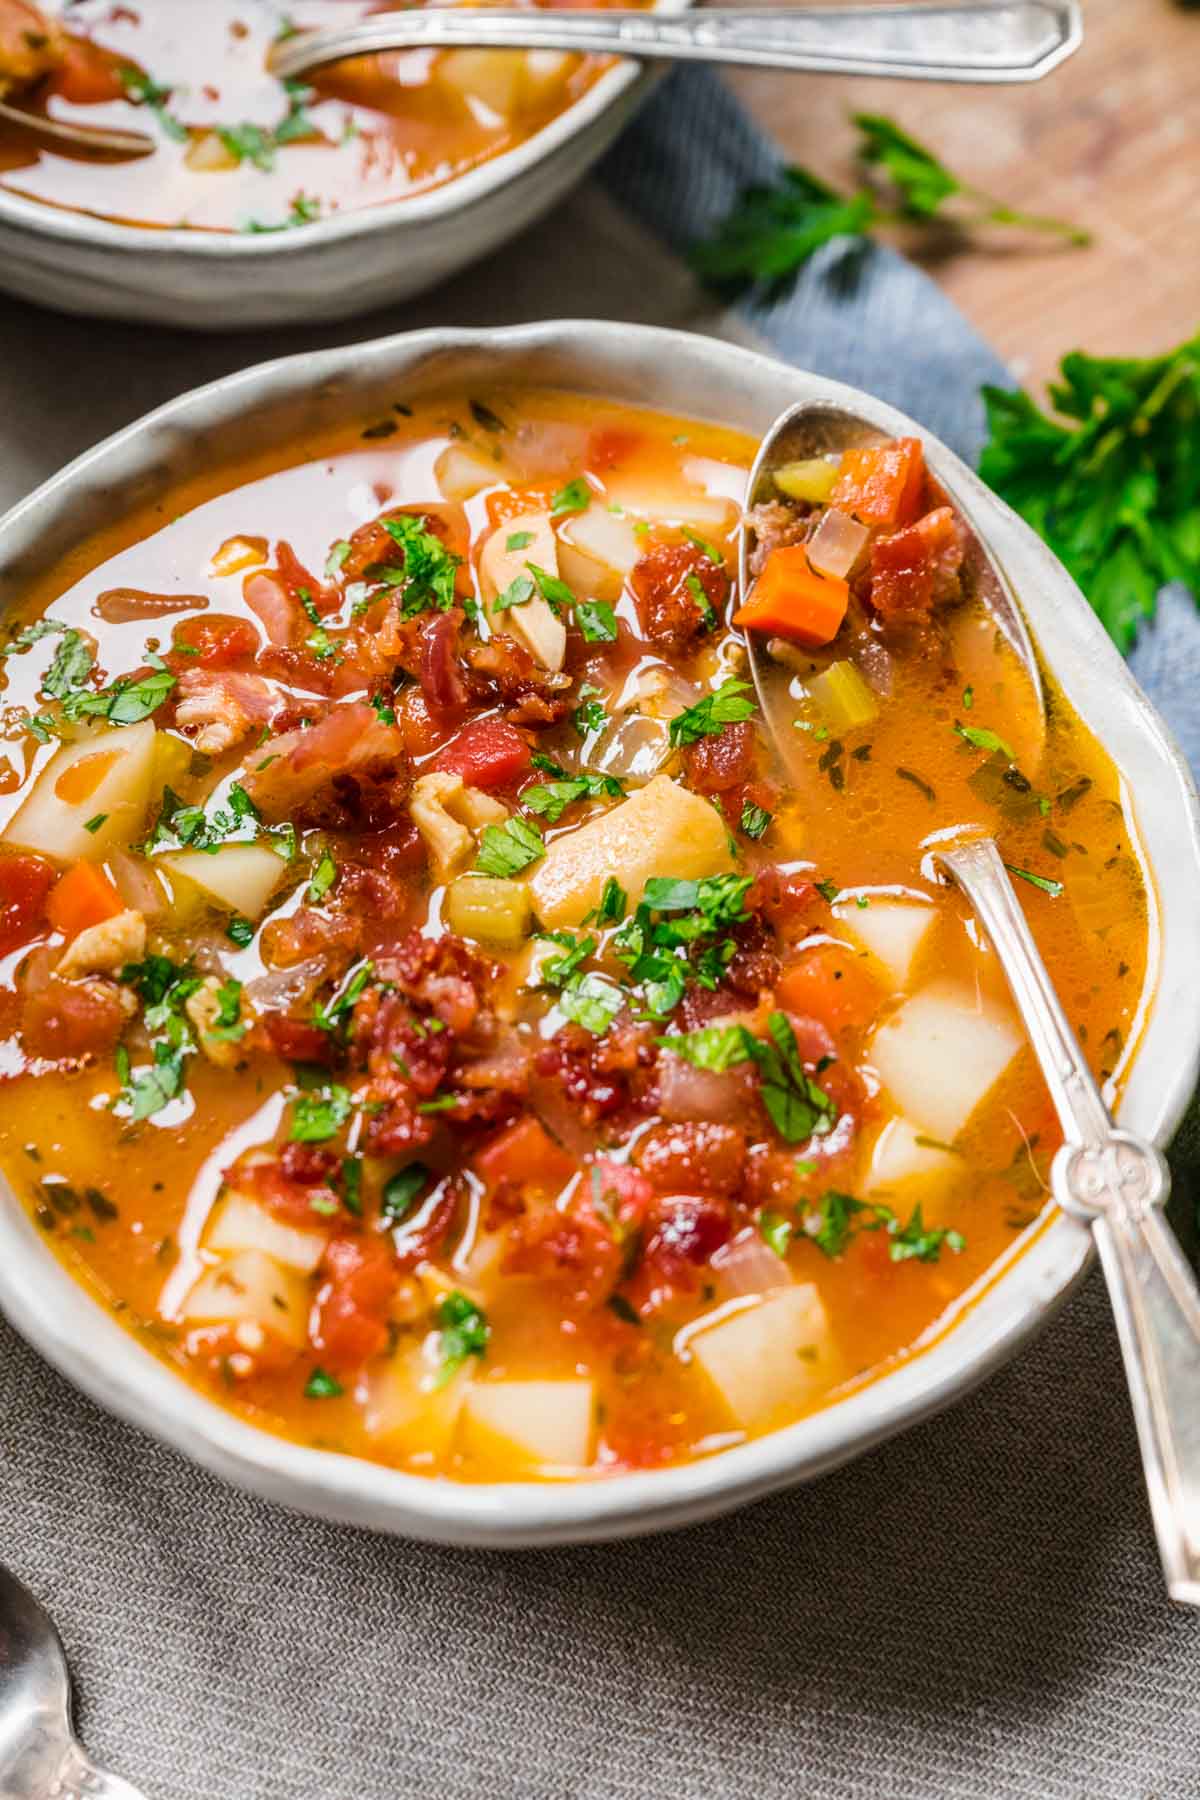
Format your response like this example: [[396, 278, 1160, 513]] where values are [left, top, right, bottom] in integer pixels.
[[245, 955, 330, 1012], [806, 508, 869, 580], [658, 1054, 760, 1130], [108, 848, 170, 919], [710, 1227, 794, 1299], [593, 712, 671, 780]]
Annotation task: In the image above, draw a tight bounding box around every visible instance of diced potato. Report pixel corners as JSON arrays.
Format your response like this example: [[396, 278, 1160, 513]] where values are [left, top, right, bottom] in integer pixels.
[[162, 842, 285, 919], [601, 475, 737, 538], [807, 660, 878, 732], [210, 534, 268, 577], [411, 771, 508, 879], [207, 1191, 329, 1274], [832, 896, 935, 990], [437, 46, 525, 118], [445, 874, 532, 947], [180, 1248, 309, 1347], [519, 48, 577, 106], [149, 729, 194, 796], [862, 1116, 962, 1196], [773, 457, 839, 504], [184, 129, 240, 173], [527, 774, 734, 930], [556, 506, 642, 603], [478, 511, 566, 672], [364, 1337, 475, 1458], [3, 721, 156, 863], [869, 980, 1024, 1142], [460, 1379, 595, 1471], [435, 442, 503, 503], [690, 1287, 837, 1429]]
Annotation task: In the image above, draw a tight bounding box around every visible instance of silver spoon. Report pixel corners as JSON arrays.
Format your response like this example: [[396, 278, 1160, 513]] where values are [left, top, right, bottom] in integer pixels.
[[741, 398, 1200, 1605], [0, 1562, 148, 1798], [269, 1, 1081, 85], [0, 98, 154, 158]]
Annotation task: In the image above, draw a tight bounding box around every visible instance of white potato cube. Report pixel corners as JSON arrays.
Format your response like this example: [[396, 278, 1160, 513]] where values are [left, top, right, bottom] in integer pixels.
[[180, 1249, 309, 1347], [162, 842, 285, 919], [3, 721, 156, 863], [690, 1287, 837, 1429], [556, 506, 643, 603], [528, 774, 734, 930], [437, 47, 525, 119], [364, 1338, 475, 1459], [602, 474, 737, 539], [832, 896, 935, 990], [862, 1116, 962, 1195], [207, 1191, 329, 1274], [435, 442, 503, 502], [460, 1379, 595, 1471], [869, 981, 1024, 1142], [478, 511, 566, 672]]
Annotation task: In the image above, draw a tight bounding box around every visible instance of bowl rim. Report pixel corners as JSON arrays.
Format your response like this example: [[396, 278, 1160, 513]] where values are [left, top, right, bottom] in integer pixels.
[[1, 318, 1198, 1548], [0, 0, 686, 257]]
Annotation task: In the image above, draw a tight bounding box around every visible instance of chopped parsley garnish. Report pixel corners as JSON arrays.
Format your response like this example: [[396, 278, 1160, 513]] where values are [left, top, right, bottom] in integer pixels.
[[802, 1189, 964, 1262], [118, 66, 188, 141], [475, 816, 544, 877], [1005, 863, 1064, 898], [469, 399, 506, 433], [656, 1010, 837, 1145], [572, 683, 607, 739], [815, 878, 840, 904], [143, 781, 268, 855], [668, 677, 756, 747], [506, 531, 534, 552], [493, 574, 535, 614], [60, 657, 176, 727], [3, 618, 69, 655], [434, 1291, 490, 1388], [684, 571, 717, 631], [312, 960, 374, 1037], [525, 562, 576, 617], [522, 756, 623, 823], [83, 813, 108, 835], [550, 478, 592, 517], [304, 1367, 343, 1400], [759, 1211, 794, 1258], [226, 916, 255, 948], [290, 1085, 354, 1143], [207, 978, 245, 1043], [324, 540, 351, 577], [597, 876, 627, 925], [574, 598, 619, 643], [43, 629, 95, 701], [113, 955, 203, 1123], [740, 801, 771, 839], [655, 1022, 754, 1073], [381, 514, 462, 617], [614, 873, 751, 1019], [558, 972, 624, 1036], [682, 528, 724, 564], [217, 80, 315, 172], [306, 852, 338, 904], [954, 721, 1016, 760], [382, 1163, 429, 1223]]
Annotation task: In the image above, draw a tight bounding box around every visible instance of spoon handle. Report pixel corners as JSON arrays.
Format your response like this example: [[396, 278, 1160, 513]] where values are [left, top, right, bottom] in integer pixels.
[[938, 837, 1200, 1605], [269, 2, 1080, 84]]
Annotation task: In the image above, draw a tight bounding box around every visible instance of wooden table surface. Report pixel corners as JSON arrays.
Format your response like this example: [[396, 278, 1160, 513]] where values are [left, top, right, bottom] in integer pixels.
[[722, 0, 1198, 393]]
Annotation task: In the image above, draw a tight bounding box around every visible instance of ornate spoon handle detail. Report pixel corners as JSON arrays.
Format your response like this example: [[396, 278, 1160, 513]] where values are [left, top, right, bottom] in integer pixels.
[[938, 836, 1200, 1606], [269, 2, 1081, 85]]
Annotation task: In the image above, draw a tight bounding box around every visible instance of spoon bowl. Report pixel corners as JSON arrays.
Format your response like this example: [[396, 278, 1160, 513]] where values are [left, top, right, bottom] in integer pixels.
[[0, 99, 154, 159]]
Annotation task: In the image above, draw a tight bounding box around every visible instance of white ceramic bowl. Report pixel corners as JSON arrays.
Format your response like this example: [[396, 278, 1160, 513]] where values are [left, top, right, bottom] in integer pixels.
[[0, 10, 681, 330], [1, 321, 1197, 1546]]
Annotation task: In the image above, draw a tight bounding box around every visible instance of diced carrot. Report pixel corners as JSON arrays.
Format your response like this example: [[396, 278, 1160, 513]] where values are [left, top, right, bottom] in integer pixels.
[[45, 862, 125, 941], [484, 485, 560, 531], [869, 506, 965, 617], [733, 544, 848, 646], [775, 944, 882, 1039], [830, 437, 926, 530]]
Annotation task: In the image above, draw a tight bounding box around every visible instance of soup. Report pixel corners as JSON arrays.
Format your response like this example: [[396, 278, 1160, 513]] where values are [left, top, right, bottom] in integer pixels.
[[0, 0, 640, 232], [0, 387, 1149, 1480]]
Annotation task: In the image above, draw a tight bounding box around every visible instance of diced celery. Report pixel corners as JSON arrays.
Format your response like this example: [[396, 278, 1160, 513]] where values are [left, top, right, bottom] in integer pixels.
[[806, 660, 878, 732], [445, 874, 532, 947], [773, 458, 839, 505]]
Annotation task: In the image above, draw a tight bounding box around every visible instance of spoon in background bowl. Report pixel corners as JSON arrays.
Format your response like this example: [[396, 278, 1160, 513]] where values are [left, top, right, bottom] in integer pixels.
[[741, 398, 1200, 1606], [0, 1561, 148, 1798], [0, 99, 152, 157], [269, 0, 1081, 84]]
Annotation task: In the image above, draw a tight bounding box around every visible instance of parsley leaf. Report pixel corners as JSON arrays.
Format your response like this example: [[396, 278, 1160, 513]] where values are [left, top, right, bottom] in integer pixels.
[[304, 1367, 343, 1399], [381, 514, 462, 617], [954, 721, 1016, 761], [522, 765, 623, 823], [526, 562, 576, 617], [290, 1085, 354, 1143], [3, 619, 69, 656], [572, 683, 607, 739], [475, 816, 544, 877], [980, 331, 1200, 650], [574, 598, 619, 643], [382, 1163, 429, 1223], [668, 677, 756, 747], [494, 574, 535, 614], [434, 1290, 489, 1388], [307, 852, 338, 904], [506, 531, 534, 552], [655, 1022, 755, 1072], [551, 479, 592, 517], [558, 972, 623, 1036], [740, 801, 772, 839], [114, 955, 202, 1122], [42, 629, 94, 701]]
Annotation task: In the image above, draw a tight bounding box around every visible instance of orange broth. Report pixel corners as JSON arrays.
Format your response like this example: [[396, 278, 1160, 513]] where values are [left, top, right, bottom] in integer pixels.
[[0, 387, 1151, 1480]]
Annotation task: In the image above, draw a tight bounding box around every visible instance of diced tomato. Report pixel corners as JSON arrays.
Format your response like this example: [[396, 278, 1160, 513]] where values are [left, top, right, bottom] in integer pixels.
[[45, 862, 124, 941], [53, 38, 126, 105], [830, 437, 926, 530], [312, 1234, 399, 1372], [774, 944, 883, 1040], [747, 866, 818, 932], [432, 716, 532, 790], [504, 1156, 652, 1309], [869, 506, 965, 618], [626, 1194, 733, 1315], [238, 1148, 340, 1224], [22, 978, 125, 1062], [0, 854, 55, 955], [167, 613, 262, 671], [484, 485, 559, 531], [475, 1116, 577, 1195], [633, 1122, 747, 1196]]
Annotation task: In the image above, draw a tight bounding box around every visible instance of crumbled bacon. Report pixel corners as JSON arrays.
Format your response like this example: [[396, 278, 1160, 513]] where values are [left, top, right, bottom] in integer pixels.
[[464, 634, 573, 728], [373, 930, 499, 1036], [534, 1023, 643, 1126], [625, 1194, 733, 1316], [260, 907, 362, 972], [240, 702, 406, 822], [174, 668, 277, 755], [684, 718, 755, 794], [633, 1121, 747, 1196], [258, 1014, 337, 1067], [21, 977, 125, 1064], [236, 1146, 340, 1223], [747, 865, 818, 929], [504, 1157, 652, 1310], [630, 540, 729, 654], [868, 506, 966, 619]]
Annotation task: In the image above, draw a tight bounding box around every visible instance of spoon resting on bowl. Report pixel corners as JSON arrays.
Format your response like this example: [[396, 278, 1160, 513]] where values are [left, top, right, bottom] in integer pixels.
[[269, 1, 1081, 85], [740, 398, 1200, 1606]]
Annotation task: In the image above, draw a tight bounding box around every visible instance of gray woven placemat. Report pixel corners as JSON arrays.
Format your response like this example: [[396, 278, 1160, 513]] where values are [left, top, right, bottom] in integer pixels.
[[1, 68, 1199, 1800]]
